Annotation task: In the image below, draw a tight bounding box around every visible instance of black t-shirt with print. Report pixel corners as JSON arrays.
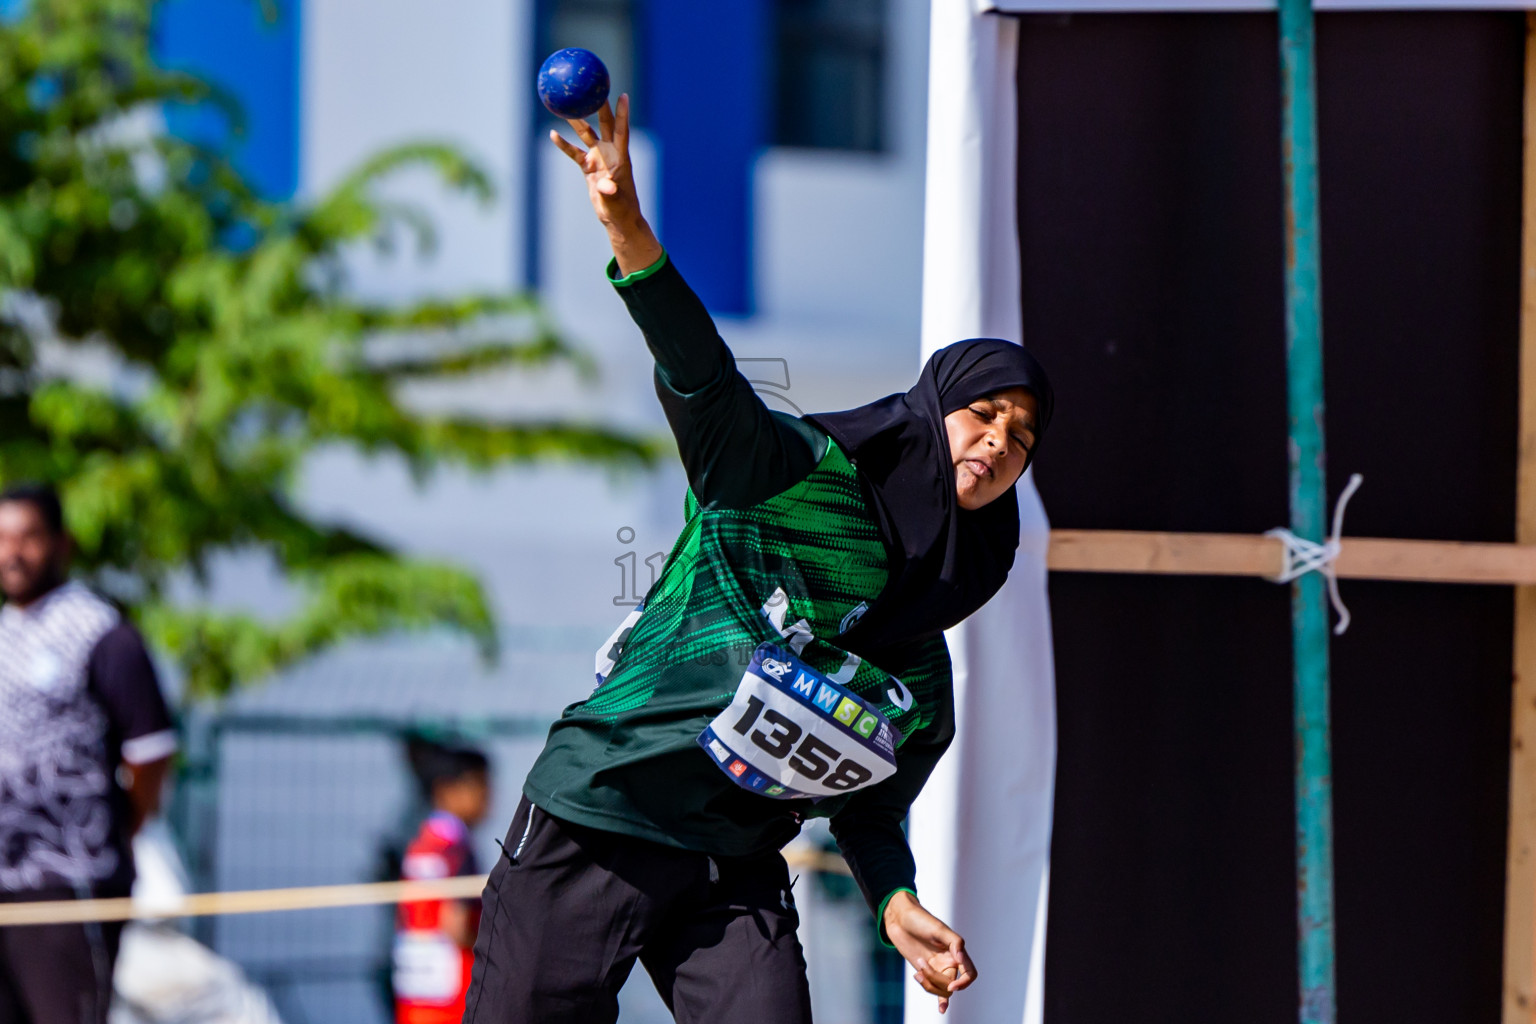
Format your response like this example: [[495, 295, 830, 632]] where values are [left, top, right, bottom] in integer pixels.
[[0, 585, 175, 896]]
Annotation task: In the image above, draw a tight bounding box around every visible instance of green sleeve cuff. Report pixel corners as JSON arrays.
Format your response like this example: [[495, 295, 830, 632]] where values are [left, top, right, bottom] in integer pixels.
[[875, 887, 917, 949], [606, 249, 669, 287]]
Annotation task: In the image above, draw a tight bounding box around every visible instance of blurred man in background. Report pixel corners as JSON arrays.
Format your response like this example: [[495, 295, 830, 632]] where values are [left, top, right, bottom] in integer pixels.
[[0, 483, 177, 1024], [393, 739, 490, 1024]]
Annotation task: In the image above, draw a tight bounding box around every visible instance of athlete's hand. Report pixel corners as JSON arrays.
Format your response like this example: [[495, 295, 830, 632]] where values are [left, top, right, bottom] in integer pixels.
[[549, 95, 634, 223], [548, 95, 662, 275], [883, 891, 976, 1013]]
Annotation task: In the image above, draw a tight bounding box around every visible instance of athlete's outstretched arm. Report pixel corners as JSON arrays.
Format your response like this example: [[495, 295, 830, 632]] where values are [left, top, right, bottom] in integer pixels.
[[551, 99, 817, 508]]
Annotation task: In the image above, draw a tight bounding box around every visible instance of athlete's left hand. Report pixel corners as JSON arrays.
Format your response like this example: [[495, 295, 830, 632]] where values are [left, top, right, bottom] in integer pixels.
[[883, 891, 976, 1013]]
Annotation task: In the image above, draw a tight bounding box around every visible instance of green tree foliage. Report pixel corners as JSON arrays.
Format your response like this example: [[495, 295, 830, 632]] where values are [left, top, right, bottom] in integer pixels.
[[0, 0, 658, 695]]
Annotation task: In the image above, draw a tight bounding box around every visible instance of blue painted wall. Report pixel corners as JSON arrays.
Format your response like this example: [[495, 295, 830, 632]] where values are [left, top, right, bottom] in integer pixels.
[[154, 0, 300, 200], [643, 0, 767, 315]]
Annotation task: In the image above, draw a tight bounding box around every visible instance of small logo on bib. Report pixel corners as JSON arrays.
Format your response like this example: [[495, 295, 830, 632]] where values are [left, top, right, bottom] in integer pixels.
[[761, 657, 794, 680]]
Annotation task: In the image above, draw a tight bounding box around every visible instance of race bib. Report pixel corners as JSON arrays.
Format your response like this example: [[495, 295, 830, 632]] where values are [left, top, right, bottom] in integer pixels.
[[698, 643, 898, 800], [392, 931, 462, 1002]]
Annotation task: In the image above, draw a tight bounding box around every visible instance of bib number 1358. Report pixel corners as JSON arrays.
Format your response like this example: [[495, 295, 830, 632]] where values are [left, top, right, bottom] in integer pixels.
[[698, 642, 898, 799], [731, 695, 873, 791]]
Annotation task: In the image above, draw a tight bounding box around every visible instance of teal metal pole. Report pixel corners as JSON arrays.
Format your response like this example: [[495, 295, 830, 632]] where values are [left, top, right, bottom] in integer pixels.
[[1278, 2, 1336, 1022]]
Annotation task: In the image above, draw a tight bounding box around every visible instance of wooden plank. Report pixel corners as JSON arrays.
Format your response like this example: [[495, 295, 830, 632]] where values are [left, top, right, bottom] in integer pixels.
[[1335, 538, 1536, 585], [1510, 593, 1536, 1024], [1506, 13, 1536, 1024], [1047, 530, 1284, 577], [1046, 530, 1536, 586]]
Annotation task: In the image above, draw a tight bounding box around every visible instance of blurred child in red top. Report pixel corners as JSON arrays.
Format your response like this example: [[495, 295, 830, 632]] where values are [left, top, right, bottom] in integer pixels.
[[393, 740, 491, 1024]]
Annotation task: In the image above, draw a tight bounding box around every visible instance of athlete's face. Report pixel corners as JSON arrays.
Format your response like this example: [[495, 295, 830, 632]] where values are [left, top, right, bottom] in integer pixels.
[[943, 387, 1040, 511], [0, 500, 68, 607]]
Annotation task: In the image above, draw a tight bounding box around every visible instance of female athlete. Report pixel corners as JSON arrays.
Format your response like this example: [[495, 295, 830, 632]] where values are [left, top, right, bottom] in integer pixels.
[[464, 94, 1054, 1024]]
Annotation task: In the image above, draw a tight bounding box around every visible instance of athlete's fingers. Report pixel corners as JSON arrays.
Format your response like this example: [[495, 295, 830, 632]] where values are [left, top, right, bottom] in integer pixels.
[[597, 100, 615, 143], [911, 961, 938, 993], [567, 116, 601, 150], [614, 93, 630, 154], [926, 949, 959, 970], [912, 956, 955, 998], [923, 932, 975, 992], [946, 937, 977, 992], [549, 130, 587, 167], [924, 950, 959, 980], [589, 141, 623, 195]]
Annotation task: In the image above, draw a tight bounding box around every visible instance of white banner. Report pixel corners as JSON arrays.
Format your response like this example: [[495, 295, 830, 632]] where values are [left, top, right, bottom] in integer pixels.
[[907, 4, 1057, 1023]]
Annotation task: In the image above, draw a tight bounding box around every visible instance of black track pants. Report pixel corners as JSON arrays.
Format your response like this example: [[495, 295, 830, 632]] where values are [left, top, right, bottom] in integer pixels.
[[464, 797, 813, 1024], [0, 890, 124, 1024]]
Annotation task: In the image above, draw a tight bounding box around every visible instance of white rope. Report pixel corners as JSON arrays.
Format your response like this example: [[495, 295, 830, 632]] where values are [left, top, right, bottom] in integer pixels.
[[1264, 473, 1364, 636]]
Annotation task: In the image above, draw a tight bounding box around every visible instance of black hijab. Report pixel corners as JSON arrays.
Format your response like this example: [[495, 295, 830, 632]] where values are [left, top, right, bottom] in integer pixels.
[[806, 338, 1055, 653]]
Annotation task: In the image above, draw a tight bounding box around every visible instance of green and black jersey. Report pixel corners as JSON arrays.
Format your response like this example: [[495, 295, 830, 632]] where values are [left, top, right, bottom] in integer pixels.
[[523, 253, 954, 922]]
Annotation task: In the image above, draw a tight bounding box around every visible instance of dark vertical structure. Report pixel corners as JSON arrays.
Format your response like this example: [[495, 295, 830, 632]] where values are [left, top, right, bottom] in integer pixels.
[[773, 0, 887, 153], [1018, 12, 1522, 1022]]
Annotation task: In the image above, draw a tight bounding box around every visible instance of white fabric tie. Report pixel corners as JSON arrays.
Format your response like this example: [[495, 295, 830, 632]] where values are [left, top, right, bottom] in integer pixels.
[[1264, 473, 1364, 636]]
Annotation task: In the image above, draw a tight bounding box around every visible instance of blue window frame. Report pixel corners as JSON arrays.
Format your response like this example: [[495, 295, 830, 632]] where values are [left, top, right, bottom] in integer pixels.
[[773, 0, 886, 153]]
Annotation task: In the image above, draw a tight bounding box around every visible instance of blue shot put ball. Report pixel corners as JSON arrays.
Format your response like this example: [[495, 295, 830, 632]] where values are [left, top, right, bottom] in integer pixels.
[[537, 48, 611, 120]]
